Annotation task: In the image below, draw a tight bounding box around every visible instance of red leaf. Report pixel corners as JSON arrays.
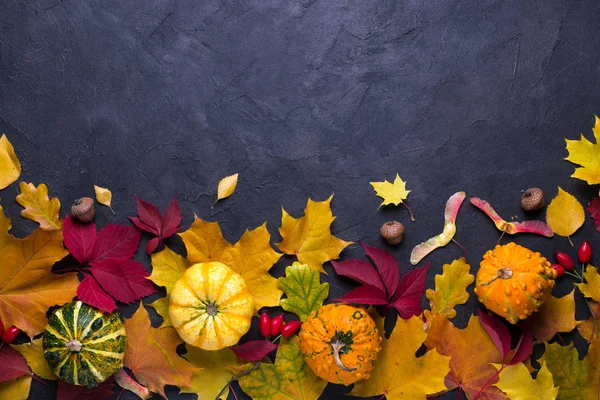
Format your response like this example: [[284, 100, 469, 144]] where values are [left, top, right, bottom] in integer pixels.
[[57, 376, 115, 400], [90, 259, 156, 304], [77, 275, 117, 313], [330, 260, 386, 294], [508, 330, 533, 365], [362, 241, 400, 298], [335, 285, 389, 305], [131, 195, 182, 254], [391, 298, 423, 319], [161, 197, 182, 238], [133, 195, 162, 235], [231, 340, 278, 362], [391, 263, 429, 319], [63, 215, 96, 264], [588, 197, 600, 232], [128, 216, 157, 234], [146, 237, 161, 254], [90, 224, 141, 263], [0, 346, 30, 383], [478, 310, 511, 361]]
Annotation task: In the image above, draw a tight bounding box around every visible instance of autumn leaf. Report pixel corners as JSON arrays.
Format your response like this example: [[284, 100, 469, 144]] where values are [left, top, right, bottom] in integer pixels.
[[123, 304, 201, 398], [564, 115, 600, 184], [129, 195, 182, 253], [351, 315, 450, 400], [0, 134, 21, 190], [15, 182, 61, 230], [57, 377, 115, 400], [181, 346, 238, 400], [370, 173, 414, 220], [0, 346, 30, 384], [0, 205, 77, 337], [278, 262, 329, 321], [544, 340, 600, 399], [94, 185, 115, 214], [587, 197, 600, 232], [578, 300, 599, 342], [0, 376, 31, 400], [232, 340, 278, 362], [237, 336, 327, 400], [426, 257, 474, 319], [521, 291, 578, 342], [11, 338, 57, 380], [546, 187, 584, 244], [494, 362, 558, 400], [576, 265, 600, 302], [479, 310, 533, 366], [276, 195, 352, 273], [214, 173, 239, 207], [179, 217, 229, 262], [114, 370, 150, 400], [90, 259, 155, 304]]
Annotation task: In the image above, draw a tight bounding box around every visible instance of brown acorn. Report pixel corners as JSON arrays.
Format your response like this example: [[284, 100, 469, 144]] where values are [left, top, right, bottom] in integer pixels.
[[71, 197, 96, 222], [521, 188, 544, 211], [380, 221, 404, 245]]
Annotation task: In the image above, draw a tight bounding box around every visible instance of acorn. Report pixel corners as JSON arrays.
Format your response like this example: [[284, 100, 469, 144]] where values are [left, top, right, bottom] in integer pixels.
[[71, 197, 96, 222], [380, 221, 404, 245], [521, 188, 544, 211]]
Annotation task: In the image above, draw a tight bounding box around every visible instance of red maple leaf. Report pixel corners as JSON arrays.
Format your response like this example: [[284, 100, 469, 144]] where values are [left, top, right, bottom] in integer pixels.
[[129, 196, 182, 254], [331, 241, 429, 319], [57, 376, 115, 400], [0, 346, 30, 384], [231, 340, 278, 362], [588, 197, 600, 232]]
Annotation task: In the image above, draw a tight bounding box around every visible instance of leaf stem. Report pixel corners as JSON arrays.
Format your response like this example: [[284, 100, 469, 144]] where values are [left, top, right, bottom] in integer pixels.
[[452, 239, 467, 257], [496, 231, 505, 245], [214, 360, 262, 400], [403, 203, 415, 222], [30, 374, 47, 386], [564, 271, 582, 280], [567, 235, 574, 247]]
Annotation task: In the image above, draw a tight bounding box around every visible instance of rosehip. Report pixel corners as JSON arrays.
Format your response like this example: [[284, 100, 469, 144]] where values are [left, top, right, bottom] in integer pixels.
[[270, 315, 284, 336], [259, 313, 271, 338], [551, 264, 565, 278], [2, 326, 20, 344], [555, 252, 574, 271], [281, 321, 302, 338], [578, 241, 592, 264]]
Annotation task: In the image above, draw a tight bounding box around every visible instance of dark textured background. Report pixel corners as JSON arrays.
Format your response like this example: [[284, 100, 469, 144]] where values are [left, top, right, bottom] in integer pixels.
[[1, 0, 600, 399]]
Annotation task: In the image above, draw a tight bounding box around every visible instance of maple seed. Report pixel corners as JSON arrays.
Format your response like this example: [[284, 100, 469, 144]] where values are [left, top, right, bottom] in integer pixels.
[[521, 188, 544, 211], [71, 197, 96, 222], [380, 221, 404, 245]]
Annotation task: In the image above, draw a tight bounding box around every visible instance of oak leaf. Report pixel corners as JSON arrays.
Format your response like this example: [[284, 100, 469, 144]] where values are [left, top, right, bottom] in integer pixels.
[[494, 362, 558, 400], [426, 257, 474, 319], [276, 195, 352, 273], [521, 291, 578, 342], [564, 115, 600, 184], [576, 265, 600, 302], [0, 134, 21, 190], [544, 340, 600, 399], [180, 346, 237, 400], [93, 185, 115, 213], [278, 262, 329, 321], [546, 187, 584, 242], [0, 376, 31, 400], [129, 195, 182, 254], [351, 315, 450, 399], [123, 304, 200, 398], [587, 197, 600, 232], [214, 173, 239, 206], [11, 338, 57, 380], [15, 182, 61, 230]]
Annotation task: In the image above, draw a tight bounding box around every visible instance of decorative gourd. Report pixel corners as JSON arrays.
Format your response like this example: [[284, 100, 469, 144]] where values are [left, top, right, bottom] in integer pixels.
[[298, 303, 381, 385], [474, 242, 557, 324], [42, 301, 126, 387], [169, 262, 254, 350]]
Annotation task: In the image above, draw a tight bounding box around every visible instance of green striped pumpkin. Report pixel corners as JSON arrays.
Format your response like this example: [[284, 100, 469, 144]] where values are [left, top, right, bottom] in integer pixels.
[[42, 301, 127, 387]]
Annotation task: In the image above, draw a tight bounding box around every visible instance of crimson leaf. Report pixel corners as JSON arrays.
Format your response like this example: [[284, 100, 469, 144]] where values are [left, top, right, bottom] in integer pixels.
[[335, 285, 389, 305], [129, 196, 181, 254], [588, 197, 600, 232], [63, 215, 96, 264], [90, 259, 155, 304], [391, 263, 429, 319], [363, 241, 400, 298], [90, 224, 141, 263], [231, 340, 278, 362], [478, 310, 511, 361], [508, 330, 533, 365], [77, 275, 117, 313], [0, 346, 30, 384], [331, 259, 386, 293], [57, 377, 115, 400]]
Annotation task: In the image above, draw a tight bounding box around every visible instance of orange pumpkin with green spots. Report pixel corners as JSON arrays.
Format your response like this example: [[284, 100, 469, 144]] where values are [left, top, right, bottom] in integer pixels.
[[298, 303, 381, 385], [474, 242, 556, 324]]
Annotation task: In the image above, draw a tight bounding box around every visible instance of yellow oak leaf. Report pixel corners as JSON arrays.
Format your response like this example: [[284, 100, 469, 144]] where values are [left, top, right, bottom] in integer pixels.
[[94, 185, 115, 213], [278, 262, 329, 321], [370, 173, 411, 206], [237, 336, 327, 400], [546, 187, 584, 242], [123, 304, 201, 398], [0, 205, 77, 337], [544, 340, 600, 399], [0, 134, 21, 190], [494, 362, 558, 400], [179, 216, 230, 263], [576, 265, 600, 302], [276, 195, 352, 273], [0, 376, 31, 400], [351, 315, 450, 400], [180, 346, 237, 400], [426, 257, 474, 319], [214, 173, 239, 207], [11, 338, 57, 380], [15, 182, 62, 231], [521, 291, 578, 342], [564, 115, 600, 184]]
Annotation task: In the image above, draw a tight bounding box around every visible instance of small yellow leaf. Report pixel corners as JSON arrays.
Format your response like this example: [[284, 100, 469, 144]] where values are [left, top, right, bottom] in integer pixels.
[[214, 173, 238, 206], [11, 338, 57, 380], [576, 265, 600, 302], [546, 187, 584, 240], [180, 346, 237, 400], [0, 134, 21, 190], [15, 182, 61, 231], [94, 185, 115, 213], [426, 257, 474, 319], [494, 362, 558, 400], [370, 173, 411, 207], [0, 375, 31, 400], [564, 115, 600, 184]]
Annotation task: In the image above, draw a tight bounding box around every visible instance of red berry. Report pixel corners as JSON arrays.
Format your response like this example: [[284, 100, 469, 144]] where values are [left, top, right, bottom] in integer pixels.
[[0, 320, 4, 339], [2, 326, 20, 344], [555, 252, 574, 270], [281, 321, 302, 338], [270, 315, 284, 336], [578, 241, 592, 264], [551, 264, 565, 278], [259, 313, 271, 338]]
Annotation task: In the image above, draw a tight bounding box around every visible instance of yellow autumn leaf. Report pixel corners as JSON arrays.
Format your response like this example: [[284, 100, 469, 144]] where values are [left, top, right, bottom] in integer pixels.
[[276, 195, 352, 273], [180, 346, 237, 400], [11, 338, 57, 380], [576, 265, 600, 302], [544, 340, 600, 399], [522, 291, 578, 342], [564, 115, 600, 184], [15, 182, 61, 231], [370, 173, 411, 206], [214, 173, 238, 207], [577, 300, 599, 342], [0, 134, 21, 190], [179, 216, 230, 263], [351, 315, 450, 400], [546, 187, 584, 243], [494, 362, 558, 400], [426, 257, 474, 319], [0, 376, 31, 400], [94, 185, 115, 213]]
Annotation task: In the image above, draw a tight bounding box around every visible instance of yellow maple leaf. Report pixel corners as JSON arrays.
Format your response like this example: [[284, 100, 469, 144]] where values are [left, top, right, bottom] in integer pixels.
[[565, 115, 600, 184], [0, 205, 77, 337], [94, 185, 115, 213], [546, 187, 584, 244], [351, 315, 450, 400], [576, 265, 600, 302], [11, 338, 57, 380], [180, 346, 237, 400], [0, 134, 21, 190], [0, 376, 31, 400], [276, 195, 351, 273], [213, 173, 239, 207], [521, 291, 578, 342], [15, 182, 62, 231], [179, 216, 230, 263], [544, 340, 600, 399], [370, 174, 414, 220], [426, 257, 474, 319], [578, 300, 599, 342], [494, 362, 558, 400]]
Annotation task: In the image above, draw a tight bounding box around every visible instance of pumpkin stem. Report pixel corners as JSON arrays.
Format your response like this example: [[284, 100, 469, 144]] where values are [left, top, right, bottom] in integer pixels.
[[206, 303, 218, 316], [330, 340, 357, 372], [66, 339, 82, 352], [481, 267, 513, 286]]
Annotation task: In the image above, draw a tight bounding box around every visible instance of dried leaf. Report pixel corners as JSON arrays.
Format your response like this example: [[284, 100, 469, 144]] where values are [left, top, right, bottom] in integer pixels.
[[576, 265, 600, 302], [15, 182, 61, 230], [494, 362, 558, 400], [544, 340, 600, 399], [370, 173, 411, 207], [546, 187, 585, 240], [93, 185, 115, 213], [0, 134, 21, 190], [11, 338, 57, 380], [564, 115, 600, 184], [522, 291, 578, 342], [278, 262, 329, 321], [232, 340, 278, 362], [426, 257, 474, 319], [276, 195, 352, 273], [0, 376, 31, 400], [587, 197, 600, 232], [215, 173, 239, 204], [181, 346, 237, 400]]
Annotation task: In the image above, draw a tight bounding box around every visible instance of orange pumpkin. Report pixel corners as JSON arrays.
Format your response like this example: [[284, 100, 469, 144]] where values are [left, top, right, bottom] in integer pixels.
[[474, 242, 556, 324], [298, 303, 381, 385]]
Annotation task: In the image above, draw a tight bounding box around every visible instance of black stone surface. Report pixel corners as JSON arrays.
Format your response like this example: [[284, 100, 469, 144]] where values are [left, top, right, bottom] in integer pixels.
[[1, 0, 600, 399]]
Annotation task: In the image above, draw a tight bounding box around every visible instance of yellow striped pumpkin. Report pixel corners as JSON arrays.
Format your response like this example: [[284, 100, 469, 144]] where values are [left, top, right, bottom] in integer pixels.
[[42, 301, 127, 387]]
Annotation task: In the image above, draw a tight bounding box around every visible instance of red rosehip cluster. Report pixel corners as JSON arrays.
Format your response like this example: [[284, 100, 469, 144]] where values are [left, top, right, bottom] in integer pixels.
[[259, 313, 302, 338], [0, 320, 20, 345], [551, 241, 592, 278]]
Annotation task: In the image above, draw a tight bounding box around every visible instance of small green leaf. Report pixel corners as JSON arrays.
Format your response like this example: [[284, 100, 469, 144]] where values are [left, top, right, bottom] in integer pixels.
[[278, 262, 329, 321]]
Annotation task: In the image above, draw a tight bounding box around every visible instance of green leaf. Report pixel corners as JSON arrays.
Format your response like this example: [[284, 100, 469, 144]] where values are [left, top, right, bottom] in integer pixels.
[[278, 262, 329, 321], [544, 341, 600, 399]]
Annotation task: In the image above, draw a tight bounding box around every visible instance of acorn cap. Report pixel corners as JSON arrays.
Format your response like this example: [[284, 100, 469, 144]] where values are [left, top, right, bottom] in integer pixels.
[[380, 221, 404, 245], [521, 188, 544, 211]]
